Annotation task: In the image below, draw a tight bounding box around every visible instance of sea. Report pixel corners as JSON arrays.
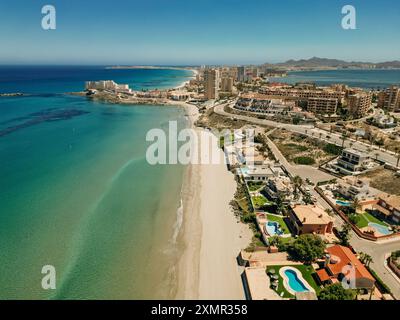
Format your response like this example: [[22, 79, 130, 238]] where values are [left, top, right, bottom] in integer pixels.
[[270, 69, 400, 89], [0, 66, 193, 299]]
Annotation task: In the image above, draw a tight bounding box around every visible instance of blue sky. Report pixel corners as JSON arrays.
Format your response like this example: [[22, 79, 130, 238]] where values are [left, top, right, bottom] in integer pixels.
[[0, 0, 399, 65]]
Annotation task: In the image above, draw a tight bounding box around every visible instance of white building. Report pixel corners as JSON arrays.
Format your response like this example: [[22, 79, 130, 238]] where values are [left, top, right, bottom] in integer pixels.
[[85, 80, 132, 93]]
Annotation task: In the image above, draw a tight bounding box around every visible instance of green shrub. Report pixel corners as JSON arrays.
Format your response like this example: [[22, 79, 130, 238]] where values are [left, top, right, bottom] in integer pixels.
[[293, 156, 315, 165], [349, 214, 360, 225], [323, 143, 343, 155]]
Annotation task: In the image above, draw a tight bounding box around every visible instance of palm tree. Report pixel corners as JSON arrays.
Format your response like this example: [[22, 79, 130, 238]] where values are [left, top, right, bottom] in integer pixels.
[[359, 252, 373, 267], [351, 198, 361, 213], [276, 193, 286, 215], [366, 255, 373, 267], [292, 175, 303, 200], [395, 147, 400, 168]]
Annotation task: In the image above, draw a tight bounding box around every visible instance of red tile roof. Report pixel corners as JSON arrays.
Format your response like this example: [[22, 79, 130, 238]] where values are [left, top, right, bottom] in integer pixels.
[[316, 269, 330, 282], [326, 245, 374, 282]]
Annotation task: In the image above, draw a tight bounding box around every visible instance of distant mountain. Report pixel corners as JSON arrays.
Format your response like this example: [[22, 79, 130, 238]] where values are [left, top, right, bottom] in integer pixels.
[[263, 57, 400, 69], [375, 61, 400, 69]]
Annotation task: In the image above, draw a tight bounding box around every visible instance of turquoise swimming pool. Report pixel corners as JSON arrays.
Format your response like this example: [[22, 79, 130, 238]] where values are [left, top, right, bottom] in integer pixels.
[[265, 221, 283, 236], [368, 222, 393, 235], [336, 200, 351, 207]]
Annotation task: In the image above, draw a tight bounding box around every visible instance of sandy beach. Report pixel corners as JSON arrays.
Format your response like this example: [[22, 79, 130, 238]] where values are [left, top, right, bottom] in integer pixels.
[[175, 104, 252, 299]]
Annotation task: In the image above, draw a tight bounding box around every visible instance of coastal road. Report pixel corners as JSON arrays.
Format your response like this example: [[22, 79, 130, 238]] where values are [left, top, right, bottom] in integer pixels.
[[350, 235, 400, 299], [261, 128, 400, 299], [214, 103, 400, 168], [265, 132, 335, 184]]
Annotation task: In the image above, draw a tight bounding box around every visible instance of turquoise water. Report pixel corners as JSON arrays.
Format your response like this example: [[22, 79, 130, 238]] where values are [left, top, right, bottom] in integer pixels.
[[368, 222, 392, 235], [336, 200, 351, 207], [0, 67, 192, 299], [265, 221, 283, 236], [284, 269, 309, 293], [270, 69, 400, 89]]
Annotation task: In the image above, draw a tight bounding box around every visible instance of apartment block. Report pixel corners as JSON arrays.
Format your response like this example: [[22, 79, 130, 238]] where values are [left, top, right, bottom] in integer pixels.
[[204, 69, 219, 100], [307, 97, 338, 115], [378, 86, 400, 111], [220, 77, 234, 92], [347, 92, 372, 117]]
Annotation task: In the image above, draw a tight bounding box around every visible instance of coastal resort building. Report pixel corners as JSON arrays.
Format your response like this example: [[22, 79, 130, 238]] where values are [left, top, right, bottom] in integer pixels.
[[330, 148, 371, 175], [378, 85, 400, 112], [286, 204, 334, 235], [85, 80, 132, 94], [316, 245, 375, 291], [234, 93, 293, 115], [263, 176, 294, 203], [204, 68, 219, 100], [336, 176, 374, 201], [347, 92, 372, 117], [241, 163, 285, 182], [220, 77, 234, 93]]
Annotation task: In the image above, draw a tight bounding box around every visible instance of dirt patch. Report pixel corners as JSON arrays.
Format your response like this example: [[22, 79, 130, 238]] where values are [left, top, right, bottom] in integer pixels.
[[196, 107, 272, 131], [269, 129, 337, 167], [359, 167, 400, 195]]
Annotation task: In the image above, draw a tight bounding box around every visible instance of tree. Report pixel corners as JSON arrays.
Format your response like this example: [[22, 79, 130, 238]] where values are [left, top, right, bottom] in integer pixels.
[[349, 214, 360, 225], [359, 252, 373, 267], [318, 283, 356, 300], [337, 223, 352, 246], [341, 132, 348, 148], [351, 198, 361, 214], [276, 193, 287, 215], [395, 147, 400, 168], [288, 234, 326, 264], [292, 175, 303, 199]]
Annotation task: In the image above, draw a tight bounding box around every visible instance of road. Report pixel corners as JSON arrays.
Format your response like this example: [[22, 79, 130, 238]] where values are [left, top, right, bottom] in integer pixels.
[[267, 135, 400, 299], [214, 103, 400, 168]]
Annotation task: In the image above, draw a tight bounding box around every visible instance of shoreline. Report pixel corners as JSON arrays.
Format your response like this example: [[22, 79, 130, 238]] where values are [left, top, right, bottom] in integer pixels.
[[174, 68, 198, 90], [174, 103, 252, 299]]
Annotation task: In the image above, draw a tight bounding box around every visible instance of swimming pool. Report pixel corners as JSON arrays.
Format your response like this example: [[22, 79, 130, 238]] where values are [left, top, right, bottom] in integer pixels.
[[265, 221, 283, 236], [279, 267, 315, 295], [284, 270, 309, 292], [336, 200, 351, 207], [368, 222, 393, 235]]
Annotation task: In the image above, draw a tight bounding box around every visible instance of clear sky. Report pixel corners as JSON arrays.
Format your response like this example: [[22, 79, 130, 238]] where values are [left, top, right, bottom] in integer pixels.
[[0, 0, 399, 65]]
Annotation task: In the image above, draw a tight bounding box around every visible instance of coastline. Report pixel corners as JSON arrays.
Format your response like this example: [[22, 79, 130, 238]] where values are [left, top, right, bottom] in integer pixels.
[[175, 103, 252, 299], [63, 66, 251, 300], [174, 68, 198, 90]]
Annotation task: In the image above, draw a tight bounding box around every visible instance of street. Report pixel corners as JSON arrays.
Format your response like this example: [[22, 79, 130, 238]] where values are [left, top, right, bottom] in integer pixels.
[[214, 102, 400, 299], [214, 103, 400, 168]]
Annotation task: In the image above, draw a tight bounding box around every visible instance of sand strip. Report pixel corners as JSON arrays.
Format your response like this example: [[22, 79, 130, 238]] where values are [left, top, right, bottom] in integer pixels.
[[175, 105, 252, 299]]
